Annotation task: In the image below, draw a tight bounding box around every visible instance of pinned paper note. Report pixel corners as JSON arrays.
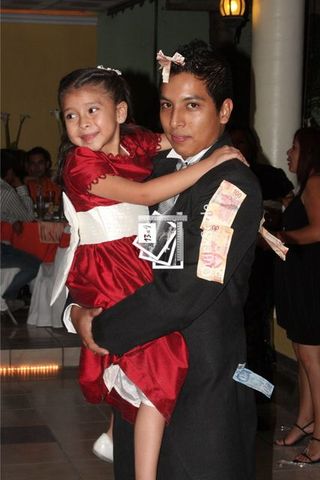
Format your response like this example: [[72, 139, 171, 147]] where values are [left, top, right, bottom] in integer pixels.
[[259, 220, 288, 261], [197, 225, 234, 283], [200, 180, 247, 230], [197, 181, 246, 283]]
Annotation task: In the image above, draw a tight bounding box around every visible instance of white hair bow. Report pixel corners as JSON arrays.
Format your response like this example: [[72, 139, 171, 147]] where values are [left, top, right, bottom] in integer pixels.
[[97, 65, 122, 76], [156, 50, 185, 83]]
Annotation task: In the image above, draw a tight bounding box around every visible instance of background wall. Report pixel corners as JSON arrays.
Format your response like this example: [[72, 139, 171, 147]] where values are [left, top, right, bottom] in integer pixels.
[[97, 0, 209, 80], [97, 0, 209, 129], [1, 21, 96, 166]]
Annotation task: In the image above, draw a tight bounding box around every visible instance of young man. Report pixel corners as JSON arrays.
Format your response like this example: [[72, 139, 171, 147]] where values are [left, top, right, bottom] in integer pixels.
[[24, 146, 61, 204], [68, 41, 262, 479]]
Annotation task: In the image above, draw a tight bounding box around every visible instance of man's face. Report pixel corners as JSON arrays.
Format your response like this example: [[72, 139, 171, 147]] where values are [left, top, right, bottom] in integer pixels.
[[26, 154, 48, 178], [160, 72, 232, 159]]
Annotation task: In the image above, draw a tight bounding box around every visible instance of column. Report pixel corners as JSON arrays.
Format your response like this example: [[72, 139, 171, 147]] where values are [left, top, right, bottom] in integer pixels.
[[251, 0, 305, 177]]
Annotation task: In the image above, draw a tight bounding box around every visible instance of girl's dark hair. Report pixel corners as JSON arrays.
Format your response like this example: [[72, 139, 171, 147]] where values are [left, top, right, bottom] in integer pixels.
[[57, 67, 134, 183], [168, 39, 233, 110], [294, 127, 320, 193]]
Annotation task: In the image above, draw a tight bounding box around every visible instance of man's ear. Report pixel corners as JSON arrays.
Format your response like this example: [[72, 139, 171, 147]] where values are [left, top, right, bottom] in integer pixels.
[[219, 99, 233, 125], [116, 101, 128, 124]]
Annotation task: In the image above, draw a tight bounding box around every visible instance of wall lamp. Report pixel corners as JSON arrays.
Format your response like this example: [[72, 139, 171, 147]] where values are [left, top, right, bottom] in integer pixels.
[[219, 0, 247, 44]]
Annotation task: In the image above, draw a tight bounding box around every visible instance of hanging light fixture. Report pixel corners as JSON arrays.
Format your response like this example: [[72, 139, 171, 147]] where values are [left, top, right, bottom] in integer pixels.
[[220, 0, 246, 17], [219, 0, 247, 44]]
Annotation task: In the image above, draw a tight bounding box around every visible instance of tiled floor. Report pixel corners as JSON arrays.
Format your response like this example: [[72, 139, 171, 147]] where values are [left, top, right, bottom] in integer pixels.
[[1, 308, 81, 368], [1, 310, 320, 479]]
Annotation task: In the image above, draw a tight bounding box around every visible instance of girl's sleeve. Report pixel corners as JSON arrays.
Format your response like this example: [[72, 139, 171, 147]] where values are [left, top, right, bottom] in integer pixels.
[[65, 147, 117, 193], [133, 129, 162, 157]]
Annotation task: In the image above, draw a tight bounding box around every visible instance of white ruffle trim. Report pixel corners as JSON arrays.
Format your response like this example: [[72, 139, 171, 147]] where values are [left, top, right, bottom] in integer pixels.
[[103, 364, 154, 408]]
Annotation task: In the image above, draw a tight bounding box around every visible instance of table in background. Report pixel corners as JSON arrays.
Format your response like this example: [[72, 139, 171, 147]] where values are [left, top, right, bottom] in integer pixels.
[[1, 221, 69, 262], [1, 221, 70, 328]]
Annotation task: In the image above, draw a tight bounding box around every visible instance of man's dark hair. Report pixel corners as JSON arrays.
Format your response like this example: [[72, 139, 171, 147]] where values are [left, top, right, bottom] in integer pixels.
[[0, 149, 24, 179], [295, 127, 320, 193], [26, 146, 52, 168], [228, 125, 259, 165], [169, 39, 233, 110]]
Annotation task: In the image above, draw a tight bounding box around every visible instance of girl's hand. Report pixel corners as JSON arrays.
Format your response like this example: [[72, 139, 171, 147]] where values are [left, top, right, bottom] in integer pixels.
[[211, 145, 248, 167]]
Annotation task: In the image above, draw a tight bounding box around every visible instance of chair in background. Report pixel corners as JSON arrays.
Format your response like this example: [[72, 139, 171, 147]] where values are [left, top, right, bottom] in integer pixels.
[[27, 247, 68, 328], [0, 268, 21, 325]]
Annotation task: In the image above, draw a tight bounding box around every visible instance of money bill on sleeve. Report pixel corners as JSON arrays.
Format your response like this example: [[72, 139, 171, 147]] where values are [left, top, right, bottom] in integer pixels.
[[233, 363, 274, 398], [201, 180, 247, 230], [197, 225, 233, 283]]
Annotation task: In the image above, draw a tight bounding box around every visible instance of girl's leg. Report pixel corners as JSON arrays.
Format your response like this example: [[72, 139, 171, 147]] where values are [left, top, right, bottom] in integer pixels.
[[294, 344, 320, 462], [134, 404, 166, 480], [106, 412, 114, 438]]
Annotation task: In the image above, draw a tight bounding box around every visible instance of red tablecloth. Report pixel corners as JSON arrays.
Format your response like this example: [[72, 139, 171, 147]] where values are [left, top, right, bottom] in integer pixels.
[[1, 221, 69, 262]]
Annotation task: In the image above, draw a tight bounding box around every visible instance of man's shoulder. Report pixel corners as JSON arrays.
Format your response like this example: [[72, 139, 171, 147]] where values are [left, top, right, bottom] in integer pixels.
[[0, 178, 13, 193], [198, 159, 262, 195]]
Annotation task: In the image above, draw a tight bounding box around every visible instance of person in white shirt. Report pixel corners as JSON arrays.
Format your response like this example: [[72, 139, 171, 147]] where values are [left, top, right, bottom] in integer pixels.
[[0, 150, 40, 308]]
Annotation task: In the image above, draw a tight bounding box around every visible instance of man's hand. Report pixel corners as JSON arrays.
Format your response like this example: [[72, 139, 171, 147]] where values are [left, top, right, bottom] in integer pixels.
[[71, 305, 109, 356]]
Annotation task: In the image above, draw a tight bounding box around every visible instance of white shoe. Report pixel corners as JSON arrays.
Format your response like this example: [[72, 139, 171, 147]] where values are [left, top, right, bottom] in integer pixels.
[[92, 433, 113, 463]]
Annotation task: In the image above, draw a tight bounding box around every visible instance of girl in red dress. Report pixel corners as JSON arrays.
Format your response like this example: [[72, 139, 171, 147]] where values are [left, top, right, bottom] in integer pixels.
[[54, 65, 243, 480]]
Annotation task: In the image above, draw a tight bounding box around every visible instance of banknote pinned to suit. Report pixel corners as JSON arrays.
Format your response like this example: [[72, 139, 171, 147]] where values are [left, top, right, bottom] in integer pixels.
[[197, 180, 246, 283], [197, 225, 234, 283], [200, 180, 247, 230], [233, 363, 274, 398]]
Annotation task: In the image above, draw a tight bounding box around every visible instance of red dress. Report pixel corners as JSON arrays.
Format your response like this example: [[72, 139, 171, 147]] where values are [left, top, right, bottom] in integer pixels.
[[63, 128, 188, 423]]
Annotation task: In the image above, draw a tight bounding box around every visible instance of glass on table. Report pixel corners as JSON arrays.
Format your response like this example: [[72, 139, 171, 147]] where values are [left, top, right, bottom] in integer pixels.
[[35, 193, 46, 219], [45, 191, 55, 220]]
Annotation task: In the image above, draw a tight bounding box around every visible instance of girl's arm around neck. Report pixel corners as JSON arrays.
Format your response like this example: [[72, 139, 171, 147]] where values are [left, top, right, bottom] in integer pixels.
[[89, 145, 245, 205], [279, 176, 320, 244]]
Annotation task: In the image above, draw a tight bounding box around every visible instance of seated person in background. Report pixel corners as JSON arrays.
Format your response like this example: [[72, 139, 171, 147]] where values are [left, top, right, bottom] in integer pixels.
[[0, 150, 41, 311], [229, 126, 294, 382], [24, 146, 61, 206], [1, 148, 28, 182]]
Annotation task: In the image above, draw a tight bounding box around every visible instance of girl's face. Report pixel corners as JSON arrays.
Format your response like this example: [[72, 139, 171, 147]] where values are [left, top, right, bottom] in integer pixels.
[[61, 84, 127, 155], [287, 136, 300, 174]]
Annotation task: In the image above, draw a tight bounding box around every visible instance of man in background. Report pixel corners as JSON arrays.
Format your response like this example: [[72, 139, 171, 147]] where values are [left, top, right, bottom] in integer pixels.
[[1, 149, 40, 311], [24, 146, 61, 206]]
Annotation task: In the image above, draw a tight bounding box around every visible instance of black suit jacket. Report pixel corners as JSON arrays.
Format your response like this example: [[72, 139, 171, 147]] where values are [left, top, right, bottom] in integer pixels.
[[93, 134, 263, 479]]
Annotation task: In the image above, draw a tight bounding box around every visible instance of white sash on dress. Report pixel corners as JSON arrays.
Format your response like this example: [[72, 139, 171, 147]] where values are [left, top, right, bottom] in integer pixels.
[[50, 192, 148, 305]]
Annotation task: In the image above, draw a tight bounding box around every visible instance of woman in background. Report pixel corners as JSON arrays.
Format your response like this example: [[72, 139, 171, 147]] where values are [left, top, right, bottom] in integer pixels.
[[274, 127, 320, 465]]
